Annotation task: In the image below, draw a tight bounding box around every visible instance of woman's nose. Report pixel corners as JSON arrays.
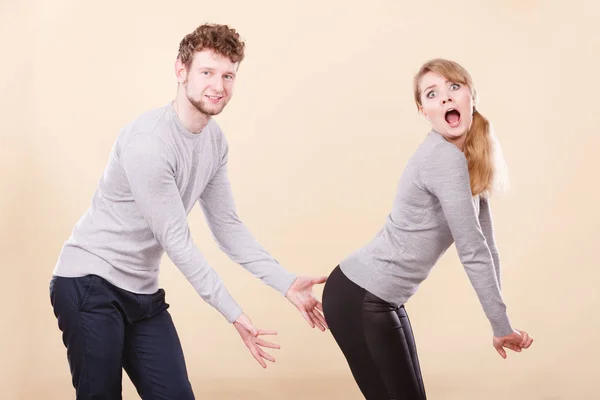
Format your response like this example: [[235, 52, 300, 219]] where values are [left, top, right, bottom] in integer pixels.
[[441, 96, 454, 105]]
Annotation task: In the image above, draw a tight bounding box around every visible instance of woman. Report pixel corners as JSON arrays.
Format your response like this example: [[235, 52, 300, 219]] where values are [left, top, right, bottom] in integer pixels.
[[322, 58, 534, 400]]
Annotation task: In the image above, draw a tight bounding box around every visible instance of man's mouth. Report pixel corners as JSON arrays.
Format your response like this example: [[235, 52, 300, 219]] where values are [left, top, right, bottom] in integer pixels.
[[205, 95, 223, 101], [444, 108, 461, 128]]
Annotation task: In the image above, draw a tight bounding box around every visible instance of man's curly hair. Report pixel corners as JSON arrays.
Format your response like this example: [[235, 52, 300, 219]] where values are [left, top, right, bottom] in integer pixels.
[[177, 23, 245, 68]]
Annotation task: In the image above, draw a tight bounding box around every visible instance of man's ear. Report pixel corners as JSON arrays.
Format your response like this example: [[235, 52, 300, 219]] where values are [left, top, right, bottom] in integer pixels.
[[175, 58, 187, 84]]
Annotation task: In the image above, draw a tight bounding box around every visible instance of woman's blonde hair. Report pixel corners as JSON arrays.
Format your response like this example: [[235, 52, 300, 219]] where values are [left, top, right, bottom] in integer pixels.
[[413, 58, 509, 197]]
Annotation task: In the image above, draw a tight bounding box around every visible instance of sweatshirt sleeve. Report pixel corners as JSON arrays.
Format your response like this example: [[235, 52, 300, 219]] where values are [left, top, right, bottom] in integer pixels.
[[198, 141, 297, 296], [120, 134, 243, 323], [479, 196, 502, 289], [422, 142, 513, 337]]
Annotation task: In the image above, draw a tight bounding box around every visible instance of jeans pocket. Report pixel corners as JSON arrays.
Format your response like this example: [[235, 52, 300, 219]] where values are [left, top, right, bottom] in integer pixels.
[[77, 275, 97, 311], [49, 276, 57, 298]]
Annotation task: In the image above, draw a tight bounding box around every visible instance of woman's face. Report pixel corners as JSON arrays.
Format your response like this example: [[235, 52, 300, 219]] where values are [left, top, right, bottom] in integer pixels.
[[418, 71, 475, 144]]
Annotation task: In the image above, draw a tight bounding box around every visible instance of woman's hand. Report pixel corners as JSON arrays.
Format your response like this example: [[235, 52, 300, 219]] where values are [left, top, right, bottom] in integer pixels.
[[493, 329, 534, 359]]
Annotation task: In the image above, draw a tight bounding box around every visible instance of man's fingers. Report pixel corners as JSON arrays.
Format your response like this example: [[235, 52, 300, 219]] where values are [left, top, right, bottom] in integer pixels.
[[311, 310, 328, 331], [307, 310, 320, 329], [315, 301, 324, 313], [313, 307, 328, 329], [243, 323, 258, 337], [301, 310, 315, 328], [312, 276, 327, 285], [256, 338, 280, 349], [307, 309, 324, 330], [250, 346, 267, 368], [257, 329, 278, 336], [310, 312, 325, 331], [258, 348, 276, 363]]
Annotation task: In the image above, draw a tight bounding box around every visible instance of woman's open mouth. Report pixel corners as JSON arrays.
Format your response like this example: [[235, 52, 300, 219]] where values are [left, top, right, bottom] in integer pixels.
[[444, 108, 461, 128]]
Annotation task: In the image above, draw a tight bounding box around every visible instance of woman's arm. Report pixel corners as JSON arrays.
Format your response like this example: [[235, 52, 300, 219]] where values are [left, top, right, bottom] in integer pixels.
[[422, 142, 513, 337], [479, 196, 501, 289]]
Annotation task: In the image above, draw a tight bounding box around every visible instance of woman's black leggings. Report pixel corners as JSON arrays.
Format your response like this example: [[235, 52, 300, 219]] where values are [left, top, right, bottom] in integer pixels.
[[323, 266, 427, 400]]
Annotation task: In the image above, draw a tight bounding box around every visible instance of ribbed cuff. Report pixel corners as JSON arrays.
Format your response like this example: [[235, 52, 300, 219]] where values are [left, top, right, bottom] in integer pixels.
[[271, 270, 298, 297], [491, 313, 514, 337], [215, 292, 244, 323]]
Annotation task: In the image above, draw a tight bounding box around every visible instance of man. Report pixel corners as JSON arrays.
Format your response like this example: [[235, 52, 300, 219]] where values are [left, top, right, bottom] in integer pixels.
[[50, 23, 327, 399]]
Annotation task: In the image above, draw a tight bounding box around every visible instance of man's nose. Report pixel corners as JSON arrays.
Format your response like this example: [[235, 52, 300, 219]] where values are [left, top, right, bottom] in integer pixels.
[[211, 76, 224, 92]]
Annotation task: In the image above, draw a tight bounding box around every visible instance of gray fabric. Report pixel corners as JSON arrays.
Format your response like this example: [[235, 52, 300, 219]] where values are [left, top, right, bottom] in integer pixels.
[[54, 103, 297, 323], [340, 130, 513, 337]]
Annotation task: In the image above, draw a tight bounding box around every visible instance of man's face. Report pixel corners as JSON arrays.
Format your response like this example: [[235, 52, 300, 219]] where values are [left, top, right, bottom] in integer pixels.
[[177, 49, 238, 116]]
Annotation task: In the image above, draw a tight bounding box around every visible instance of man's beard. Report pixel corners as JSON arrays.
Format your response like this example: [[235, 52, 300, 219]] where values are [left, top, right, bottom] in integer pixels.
[[185, 84, 227, 116]]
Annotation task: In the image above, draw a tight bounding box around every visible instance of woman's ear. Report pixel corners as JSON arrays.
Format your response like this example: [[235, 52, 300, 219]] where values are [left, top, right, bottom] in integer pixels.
[[419, 105, 429, 121]]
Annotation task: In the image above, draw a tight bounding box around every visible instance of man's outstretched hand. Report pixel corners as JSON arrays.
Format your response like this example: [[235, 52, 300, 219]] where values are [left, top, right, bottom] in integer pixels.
[[233, 313, 280, 368], [285, 276, 328, 331]]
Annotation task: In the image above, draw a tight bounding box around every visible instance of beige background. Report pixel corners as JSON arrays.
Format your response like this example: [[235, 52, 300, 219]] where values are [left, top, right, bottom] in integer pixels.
[[1, 0, 599, 399]]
